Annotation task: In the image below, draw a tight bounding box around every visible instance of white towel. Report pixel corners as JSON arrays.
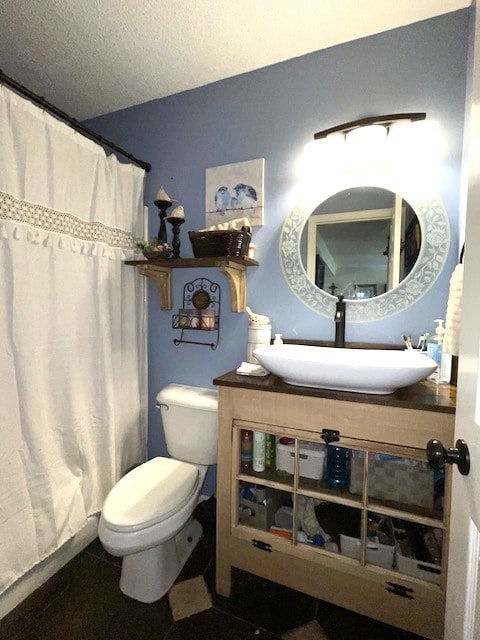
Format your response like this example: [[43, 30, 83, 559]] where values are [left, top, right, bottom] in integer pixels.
[[444, 263, 463, 355], [236, 361, 269, 376], [200, 216, 251, 232]]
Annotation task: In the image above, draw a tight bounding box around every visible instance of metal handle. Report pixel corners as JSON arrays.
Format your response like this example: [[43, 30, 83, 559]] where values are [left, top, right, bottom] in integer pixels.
[[321, 428, 340, 444], [426, 439, 470, 476]]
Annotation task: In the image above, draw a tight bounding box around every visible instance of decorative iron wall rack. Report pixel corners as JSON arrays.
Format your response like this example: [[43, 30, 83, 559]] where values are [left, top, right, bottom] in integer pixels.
[[172, 277, 220, 349]]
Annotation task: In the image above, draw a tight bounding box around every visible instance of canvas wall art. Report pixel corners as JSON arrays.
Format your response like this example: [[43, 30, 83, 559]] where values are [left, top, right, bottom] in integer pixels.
[[205, 158, 264, 227]]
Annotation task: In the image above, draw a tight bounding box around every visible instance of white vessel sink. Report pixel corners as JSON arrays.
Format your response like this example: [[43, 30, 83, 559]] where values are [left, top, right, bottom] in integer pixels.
[[253, 344, 437, 395]]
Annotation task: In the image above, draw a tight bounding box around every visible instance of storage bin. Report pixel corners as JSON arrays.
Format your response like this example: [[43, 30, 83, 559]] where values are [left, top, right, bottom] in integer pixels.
[[276, 441, 326, 480], [395, 545, 442, 585], [189, 227, 251, 258], [340, 534, 395, 570], [349, 451, 434, 510], [238, 489, 288, 531]]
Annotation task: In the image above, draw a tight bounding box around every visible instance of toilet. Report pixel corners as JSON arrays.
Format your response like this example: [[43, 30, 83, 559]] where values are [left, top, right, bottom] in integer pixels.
[[98, 383, 218, 603]]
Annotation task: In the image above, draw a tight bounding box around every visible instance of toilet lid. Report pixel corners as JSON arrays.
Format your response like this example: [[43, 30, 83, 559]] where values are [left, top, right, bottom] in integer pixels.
[[102, 457, 199, 532]]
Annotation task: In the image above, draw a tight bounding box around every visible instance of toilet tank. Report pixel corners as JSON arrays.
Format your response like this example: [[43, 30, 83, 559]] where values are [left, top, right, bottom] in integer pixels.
[[156, 384, 218, 465]]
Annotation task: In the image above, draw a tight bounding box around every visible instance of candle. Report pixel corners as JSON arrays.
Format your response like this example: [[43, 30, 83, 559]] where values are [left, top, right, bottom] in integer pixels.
[[171, 205, 185, 219], [155, 186, 172, 202]]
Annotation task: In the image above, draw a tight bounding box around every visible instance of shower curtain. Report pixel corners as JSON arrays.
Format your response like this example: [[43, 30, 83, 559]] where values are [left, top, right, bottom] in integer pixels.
[[0, 85, 147, 594]]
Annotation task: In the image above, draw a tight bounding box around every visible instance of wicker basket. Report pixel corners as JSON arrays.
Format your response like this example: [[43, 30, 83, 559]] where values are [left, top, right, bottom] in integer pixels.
[[188, 226, 251, 258]]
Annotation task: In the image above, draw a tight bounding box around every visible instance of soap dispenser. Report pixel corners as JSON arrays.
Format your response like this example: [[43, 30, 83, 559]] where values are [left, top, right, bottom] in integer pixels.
[[427, 319, 445, 383]]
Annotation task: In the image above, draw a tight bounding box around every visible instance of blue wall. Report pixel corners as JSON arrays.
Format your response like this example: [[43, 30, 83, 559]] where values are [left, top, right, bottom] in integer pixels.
[[86, 11, 469, 495]]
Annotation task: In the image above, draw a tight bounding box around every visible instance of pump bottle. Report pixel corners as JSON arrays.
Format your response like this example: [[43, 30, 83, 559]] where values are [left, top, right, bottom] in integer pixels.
[[427, 319, 446, 384]]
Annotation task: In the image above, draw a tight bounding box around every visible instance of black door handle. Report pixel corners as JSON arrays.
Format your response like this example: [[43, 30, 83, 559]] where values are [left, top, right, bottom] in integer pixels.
[[426, 439, 470, 476]]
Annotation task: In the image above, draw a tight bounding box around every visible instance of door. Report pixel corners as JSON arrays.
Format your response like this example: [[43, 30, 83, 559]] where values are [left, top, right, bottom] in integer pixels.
[[444, 4, 480, 638]]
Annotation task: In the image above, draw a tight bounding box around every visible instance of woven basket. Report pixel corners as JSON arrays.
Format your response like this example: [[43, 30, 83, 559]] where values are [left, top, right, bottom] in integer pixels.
[[189, 226, 251, 258]]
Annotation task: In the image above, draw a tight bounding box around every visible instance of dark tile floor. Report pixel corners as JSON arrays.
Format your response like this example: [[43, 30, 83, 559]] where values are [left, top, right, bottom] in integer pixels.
[[0, 514, 428, 640]]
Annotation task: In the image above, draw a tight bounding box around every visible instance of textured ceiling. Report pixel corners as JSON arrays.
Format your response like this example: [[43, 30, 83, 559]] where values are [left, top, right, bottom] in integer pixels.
[[0, 0, 471, 120]]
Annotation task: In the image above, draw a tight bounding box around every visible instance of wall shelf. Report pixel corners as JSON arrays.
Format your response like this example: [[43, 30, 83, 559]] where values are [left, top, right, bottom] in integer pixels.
[[125, 256, 258, 312]]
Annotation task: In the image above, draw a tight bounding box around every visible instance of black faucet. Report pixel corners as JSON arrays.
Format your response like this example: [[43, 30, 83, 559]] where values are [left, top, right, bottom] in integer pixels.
[[334, 294, 346, 348]]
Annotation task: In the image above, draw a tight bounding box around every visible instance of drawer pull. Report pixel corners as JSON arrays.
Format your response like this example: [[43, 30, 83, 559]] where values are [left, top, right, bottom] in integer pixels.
[[386, 582, 414, 599], [251, 539, 272, 552]]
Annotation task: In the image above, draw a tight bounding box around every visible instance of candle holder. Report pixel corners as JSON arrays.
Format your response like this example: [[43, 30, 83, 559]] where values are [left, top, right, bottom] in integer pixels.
[[154, 198, 173, 244], [167, 216, 185, 258]]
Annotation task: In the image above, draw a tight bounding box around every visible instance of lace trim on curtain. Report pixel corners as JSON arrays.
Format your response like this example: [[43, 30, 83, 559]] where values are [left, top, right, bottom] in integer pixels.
[[0, 190, 135, 249]]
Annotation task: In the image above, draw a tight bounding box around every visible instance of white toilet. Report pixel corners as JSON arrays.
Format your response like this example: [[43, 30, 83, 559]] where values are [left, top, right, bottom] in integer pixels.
[[98, 383, 218, 603]]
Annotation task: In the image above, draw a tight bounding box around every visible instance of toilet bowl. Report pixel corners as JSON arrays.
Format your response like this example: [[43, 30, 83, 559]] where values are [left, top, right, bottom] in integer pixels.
[[99, 457, 206, 602], [98, 384, 218, 603]]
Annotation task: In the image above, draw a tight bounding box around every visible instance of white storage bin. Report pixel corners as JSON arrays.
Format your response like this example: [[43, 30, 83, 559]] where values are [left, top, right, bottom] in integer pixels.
[[340, 534, 395, 570], [395, 545, 442, 585], [276, 441, 326, 480]]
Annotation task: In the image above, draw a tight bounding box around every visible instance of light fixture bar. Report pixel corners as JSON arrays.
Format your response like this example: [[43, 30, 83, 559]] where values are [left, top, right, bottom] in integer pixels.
[[313, 113, 426, 140]]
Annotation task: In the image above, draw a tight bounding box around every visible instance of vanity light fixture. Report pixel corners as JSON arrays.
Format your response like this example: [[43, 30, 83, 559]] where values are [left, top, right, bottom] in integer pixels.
[[312, 113, 426, 140], [303, 112, 440, 181]]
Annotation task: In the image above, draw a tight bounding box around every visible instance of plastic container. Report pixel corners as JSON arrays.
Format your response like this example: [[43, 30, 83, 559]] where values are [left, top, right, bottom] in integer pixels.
[[340, 534, 395, 570], [395, 545, 442, 585], [247, 323, 271, 364], [276, 441, 326, 480], [274, 506, 294, 529], [325, 445, 350, 489]]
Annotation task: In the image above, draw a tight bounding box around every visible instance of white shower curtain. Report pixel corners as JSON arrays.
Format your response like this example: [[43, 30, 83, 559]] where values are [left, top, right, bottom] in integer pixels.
[[0, 85, 147, 594]]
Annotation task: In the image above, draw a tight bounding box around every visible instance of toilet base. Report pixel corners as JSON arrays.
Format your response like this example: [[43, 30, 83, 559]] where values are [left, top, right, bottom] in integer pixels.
[[119, 518, 203, 603]]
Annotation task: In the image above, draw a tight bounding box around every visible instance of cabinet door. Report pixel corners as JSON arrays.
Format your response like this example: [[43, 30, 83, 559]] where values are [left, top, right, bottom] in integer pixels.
[[232, 422, 447, 588]]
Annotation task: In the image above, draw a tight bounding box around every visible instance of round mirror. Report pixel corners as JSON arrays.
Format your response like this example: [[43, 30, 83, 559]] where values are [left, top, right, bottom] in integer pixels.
[[300, 187, 421, 300], [280, 180, 450, 322]]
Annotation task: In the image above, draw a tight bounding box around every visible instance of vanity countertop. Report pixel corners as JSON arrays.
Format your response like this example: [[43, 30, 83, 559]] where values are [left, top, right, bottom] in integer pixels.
[[213, 370, 456, 414]]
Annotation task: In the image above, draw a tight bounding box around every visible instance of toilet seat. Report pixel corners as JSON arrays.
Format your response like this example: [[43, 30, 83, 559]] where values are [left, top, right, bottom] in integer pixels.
[[102, 457, 199, 533]]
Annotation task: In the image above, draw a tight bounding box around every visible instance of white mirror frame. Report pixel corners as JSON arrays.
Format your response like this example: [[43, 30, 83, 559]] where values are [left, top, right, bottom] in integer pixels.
[[280, 174, 450, 322]]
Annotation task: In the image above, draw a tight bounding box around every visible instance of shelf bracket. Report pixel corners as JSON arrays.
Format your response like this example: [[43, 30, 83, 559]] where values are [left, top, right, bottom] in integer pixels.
[[137, 264, 172, 310], [218, 260, 247, 312]]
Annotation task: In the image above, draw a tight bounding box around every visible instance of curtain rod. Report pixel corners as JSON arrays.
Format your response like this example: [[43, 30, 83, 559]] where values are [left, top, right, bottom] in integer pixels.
[[0, 69, 151, 173]]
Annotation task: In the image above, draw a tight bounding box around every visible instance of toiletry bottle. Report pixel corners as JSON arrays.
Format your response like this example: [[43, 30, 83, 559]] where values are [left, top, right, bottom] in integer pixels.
[[325, 445, 351, 489], [265, 434, 276, 469], [253, 431, 266, 472], [240, 430, 253, 469], [427, 320, 445, 383], [273, 333, 283, 345]]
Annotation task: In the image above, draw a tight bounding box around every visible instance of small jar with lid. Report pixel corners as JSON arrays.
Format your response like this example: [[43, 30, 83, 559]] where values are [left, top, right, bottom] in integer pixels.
[[200, 309, 216, 330]]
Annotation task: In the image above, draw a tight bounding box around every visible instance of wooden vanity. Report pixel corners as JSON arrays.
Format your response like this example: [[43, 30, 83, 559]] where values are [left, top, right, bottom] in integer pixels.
[[214, 371, 456, 640]]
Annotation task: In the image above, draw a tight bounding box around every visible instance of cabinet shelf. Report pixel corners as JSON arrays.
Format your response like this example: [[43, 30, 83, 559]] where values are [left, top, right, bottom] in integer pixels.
[[125, 256, 258, 312]]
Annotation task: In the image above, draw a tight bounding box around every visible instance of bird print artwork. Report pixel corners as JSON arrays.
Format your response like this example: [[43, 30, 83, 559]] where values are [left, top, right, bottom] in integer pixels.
[[206, 158, 264, 227], [214, 186, 231, 213]]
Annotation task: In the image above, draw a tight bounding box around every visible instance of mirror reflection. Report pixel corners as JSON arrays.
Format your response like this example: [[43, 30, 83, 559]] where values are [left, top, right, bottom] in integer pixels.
[[301, 187, 421, 300]]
